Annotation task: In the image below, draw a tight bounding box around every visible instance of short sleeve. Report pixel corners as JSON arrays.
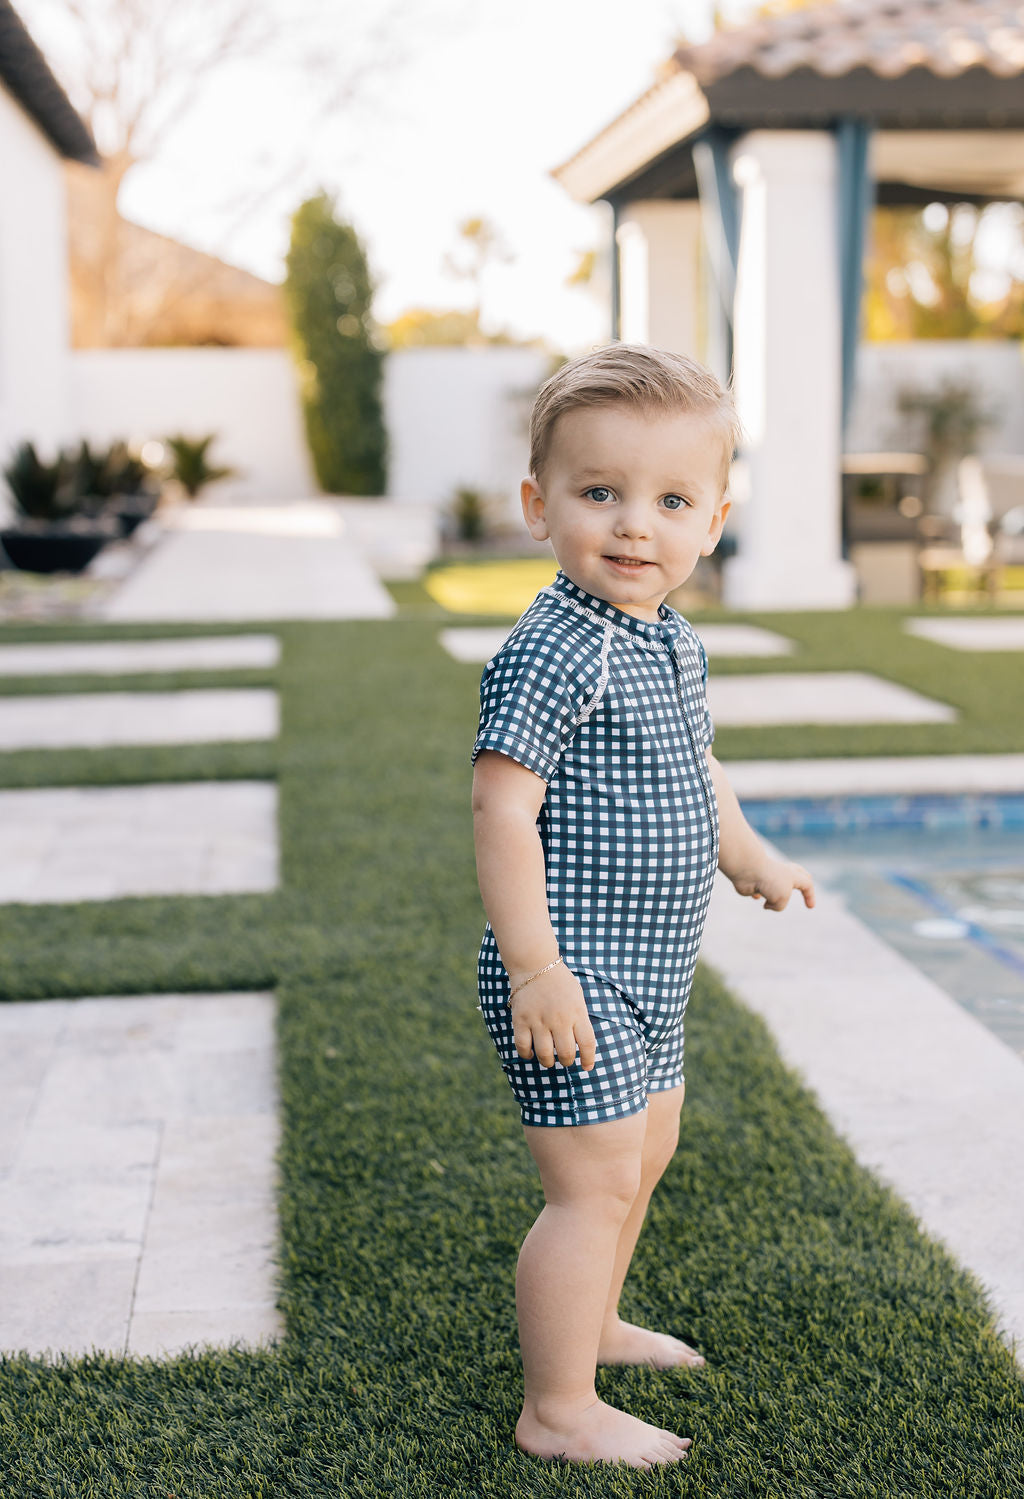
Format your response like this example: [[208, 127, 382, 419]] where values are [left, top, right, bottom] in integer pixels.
[[697, 637, 715, 750], [471, 636, 577, 783]]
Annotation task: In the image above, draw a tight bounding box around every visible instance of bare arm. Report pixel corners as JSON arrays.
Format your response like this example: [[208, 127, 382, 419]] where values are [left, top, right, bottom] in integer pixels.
[[707, 749, 815, 912], [472, 750, 596, 1070]]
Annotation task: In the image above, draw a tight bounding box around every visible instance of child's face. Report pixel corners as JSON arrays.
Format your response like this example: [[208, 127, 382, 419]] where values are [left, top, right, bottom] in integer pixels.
[[521, 403, 731, 621]]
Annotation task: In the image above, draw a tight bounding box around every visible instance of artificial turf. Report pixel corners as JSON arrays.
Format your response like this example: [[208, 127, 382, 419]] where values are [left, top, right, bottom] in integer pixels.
[[0, 613, 1021, 1497]]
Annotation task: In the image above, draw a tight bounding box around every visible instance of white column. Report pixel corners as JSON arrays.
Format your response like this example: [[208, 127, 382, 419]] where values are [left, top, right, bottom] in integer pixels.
[[722, 132, 857, 610], [615, 202, 703, 358]]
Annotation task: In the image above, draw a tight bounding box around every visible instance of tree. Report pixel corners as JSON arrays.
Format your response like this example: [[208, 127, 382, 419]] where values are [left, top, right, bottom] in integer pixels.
[[384, 307, 538, 348], [19, 0, 418, 344], [864, 203, 1024, 341], [284, 191, 387, 495], [442, 216, 514, 343]]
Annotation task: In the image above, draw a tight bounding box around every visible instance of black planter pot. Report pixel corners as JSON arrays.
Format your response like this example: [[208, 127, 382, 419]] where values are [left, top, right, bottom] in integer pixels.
[[109, 492, 159, 537], [0, 523, 115, 575]]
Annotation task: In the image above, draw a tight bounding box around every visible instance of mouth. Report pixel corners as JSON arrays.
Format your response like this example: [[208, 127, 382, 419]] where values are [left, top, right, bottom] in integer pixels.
[[604, 555, 652, 571]]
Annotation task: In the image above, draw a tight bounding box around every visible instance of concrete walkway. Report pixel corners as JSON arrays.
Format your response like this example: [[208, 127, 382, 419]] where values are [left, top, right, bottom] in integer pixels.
[[98, 502, 395, 623], [0, 992, 281, 1361]]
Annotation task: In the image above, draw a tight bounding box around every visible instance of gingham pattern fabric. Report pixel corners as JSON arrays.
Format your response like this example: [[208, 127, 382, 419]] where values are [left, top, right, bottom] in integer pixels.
[[472, 569, 720, 1127]]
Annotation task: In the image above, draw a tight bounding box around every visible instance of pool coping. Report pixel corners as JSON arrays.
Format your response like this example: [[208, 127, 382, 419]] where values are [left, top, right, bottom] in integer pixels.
[[720, 752, 1024, 800], [702, 752, 1024, 1371]]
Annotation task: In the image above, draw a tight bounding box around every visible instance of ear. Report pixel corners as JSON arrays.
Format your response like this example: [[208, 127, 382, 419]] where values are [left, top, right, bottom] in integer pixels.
[[700, 496, 731, 556], [521, 476, 550, 541]]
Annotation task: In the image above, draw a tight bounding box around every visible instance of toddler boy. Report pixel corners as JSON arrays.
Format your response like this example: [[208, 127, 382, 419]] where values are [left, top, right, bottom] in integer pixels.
[[471, 343, 815, 1468]]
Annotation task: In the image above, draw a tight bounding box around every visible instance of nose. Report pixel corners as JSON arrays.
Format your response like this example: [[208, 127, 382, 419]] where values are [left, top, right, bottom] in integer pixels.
[[613, 503, 651, 539]]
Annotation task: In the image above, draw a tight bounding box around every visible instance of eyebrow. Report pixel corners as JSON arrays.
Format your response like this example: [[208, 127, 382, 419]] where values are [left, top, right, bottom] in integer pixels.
[[569, 469, 703, 491]]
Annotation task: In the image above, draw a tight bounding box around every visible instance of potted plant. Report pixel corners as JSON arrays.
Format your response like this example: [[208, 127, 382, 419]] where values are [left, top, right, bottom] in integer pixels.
[[0, 441, 118, 574], [66, 439, 162, 536], [163, 433, 237, 499], [895, 378, 999, 518]]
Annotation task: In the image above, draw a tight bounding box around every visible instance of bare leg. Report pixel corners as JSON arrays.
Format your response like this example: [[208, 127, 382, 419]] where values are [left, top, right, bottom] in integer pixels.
[[514, 1107, 692, 1468], [598, 1085, 706, 1369]]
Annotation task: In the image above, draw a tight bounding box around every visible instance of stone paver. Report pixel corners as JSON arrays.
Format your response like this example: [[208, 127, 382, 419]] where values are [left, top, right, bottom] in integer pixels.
[[0, 634, 280, 677], [708, 671, 956, 726], [906, 616, 1024, 651], [100, 503, 395, 622], [701, 860, 1024, 1370], [0, 781, 277, 903], [697, 624, 795, 657], [0, 991, 282, 1361], [720, 752, 1024, 799], [439, 622, 795, 664], [439, 627, 511, 663], [0, 689, 277, 751]]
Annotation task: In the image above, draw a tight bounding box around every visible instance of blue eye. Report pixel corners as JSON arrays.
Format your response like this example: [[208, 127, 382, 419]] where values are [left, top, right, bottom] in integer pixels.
[[584, 486, 613, 503], [662, 495, 688, 511]]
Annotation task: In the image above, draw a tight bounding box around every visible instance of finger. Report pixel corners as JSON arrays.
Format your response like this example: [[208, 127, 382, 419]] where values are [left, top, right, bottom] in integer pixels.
[[532, 1028, 556, 1069], [513, 1025, 534, 1060], [552, 1025, 578, 1068], [576, 1019, 597, 1072]]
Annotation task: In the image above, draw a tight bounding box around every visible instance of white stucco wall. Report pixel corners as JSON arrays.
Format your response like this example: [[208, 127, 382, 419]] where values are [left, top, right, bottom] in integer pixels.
[[69, 348, 317, 499], [848, 341, 1024, 456], [383, 346, 550, 516], [0, 87, 72, 470], [62, 346, 551, 513]]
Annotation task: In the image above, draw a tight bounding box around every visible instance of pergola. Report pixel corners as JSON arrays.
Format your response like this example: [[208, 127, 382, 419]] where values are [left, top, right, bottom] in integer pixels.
[[553, 0, 1024, 608]]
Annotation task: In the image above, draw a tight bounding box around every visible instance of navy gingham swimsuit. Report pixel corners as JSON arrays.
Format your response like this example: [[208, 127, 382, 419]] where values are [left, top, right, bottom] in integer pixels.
[[472, 569, 720, 1127]]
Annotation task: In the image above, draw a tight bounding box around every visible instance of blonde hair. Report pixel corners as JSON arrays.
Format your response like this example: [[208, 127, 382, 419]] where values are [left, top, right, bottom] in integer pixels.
[[529, 343, 744, 493]]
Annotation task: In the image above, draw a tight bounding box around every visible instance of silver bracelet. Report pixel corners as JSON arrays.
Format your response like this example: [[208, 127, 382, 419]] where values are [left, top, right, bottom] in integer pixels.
[[506, 955, 564, 1007]]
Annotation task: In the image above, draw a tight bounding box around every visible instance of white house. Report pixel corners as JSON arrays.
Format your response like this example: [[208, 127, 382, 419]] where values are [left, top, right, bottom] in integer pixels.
[[554, 0, 1024, 609], [0, 0, 97, 480]]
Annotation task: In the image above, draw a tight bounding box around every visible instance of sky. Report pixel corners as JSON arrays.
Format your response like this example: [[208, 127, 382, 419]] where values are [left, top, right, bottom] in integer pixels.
[[19, 0, 761, 352]]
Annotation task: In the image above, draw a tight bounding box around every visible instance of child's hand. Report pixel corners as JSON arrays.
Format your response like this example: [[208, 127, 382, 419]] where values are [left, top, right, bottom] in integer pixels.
[[508, 964, 597, 1072], [730, 856, 815, 912]]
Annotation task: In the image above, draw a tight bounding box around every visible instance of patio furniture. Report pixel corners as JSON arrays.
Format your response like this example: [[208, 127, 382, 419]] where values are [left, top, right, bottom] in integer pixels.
[[842, 453, 928, 605]]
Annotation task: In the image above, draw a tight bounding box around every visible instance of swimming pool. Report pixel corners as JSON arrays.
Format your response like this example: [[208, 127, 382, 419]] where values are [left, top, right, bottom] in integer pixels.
[[740, 794, 1024, 1063]]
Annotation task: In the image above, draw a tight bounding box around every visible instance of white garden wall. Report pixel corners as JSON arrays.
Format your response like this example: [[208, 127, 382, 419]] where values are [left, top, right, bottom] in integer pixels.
[[848, 341, 1024, 456], [383, 346, 549, 517], [63, 345, 551, 518], [69, 349, 317, 500]]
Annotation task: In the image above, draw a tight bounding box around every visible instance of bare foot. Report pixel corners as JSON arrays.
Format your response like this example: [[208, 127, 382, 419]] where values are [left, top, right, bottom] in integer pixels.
[[515, 1396, 691, 1468], [598, 1318, 707, 1369]]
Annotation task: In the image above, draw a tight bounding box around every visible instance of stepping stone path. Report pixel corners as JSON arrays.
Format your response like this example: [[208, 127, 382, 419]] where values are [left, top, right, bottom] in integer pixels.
[[0, 583, 289, 1356], [439, 622, 795, 663], [0, 782, 277, 903], [0, 688, 277, 750], [0, 991, 281, 1361], [905, 616, 1024, 651], [0, 634, 280, 676], [708, 671, 955, 726]]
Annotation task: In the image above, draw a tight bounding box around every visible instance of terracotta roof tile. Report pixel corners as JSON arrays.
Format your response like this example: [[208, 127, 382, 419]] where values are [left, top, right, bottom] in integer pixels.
[[674, 0, 1024, 85]]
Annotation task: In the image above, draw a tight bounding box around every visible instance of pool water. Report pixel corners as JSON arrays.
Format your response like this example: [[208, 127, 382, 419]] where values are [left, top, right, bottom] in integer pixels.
[[740, 796, 1024, 1063]]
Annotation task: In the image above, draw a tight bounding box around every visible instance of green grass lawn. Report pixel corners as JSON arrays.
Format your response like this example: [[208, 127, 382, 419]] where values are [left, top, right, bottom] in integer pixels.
[[0, 607, 1021, 1496]]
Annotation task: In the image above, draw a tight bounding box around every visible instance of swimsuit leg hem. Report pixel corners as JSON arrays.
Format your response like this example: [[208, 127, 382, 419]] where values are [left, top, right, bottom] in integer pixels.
[[519, 1088, 649, 1128]]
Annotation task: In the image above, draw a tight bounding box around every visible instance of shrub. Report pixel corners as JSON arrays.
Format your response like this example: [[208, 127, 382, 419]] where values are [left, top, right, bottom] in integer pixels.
[[283, 190, 387, 495], [163, 433, 236, 499], [2, 442, 79, 522]]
